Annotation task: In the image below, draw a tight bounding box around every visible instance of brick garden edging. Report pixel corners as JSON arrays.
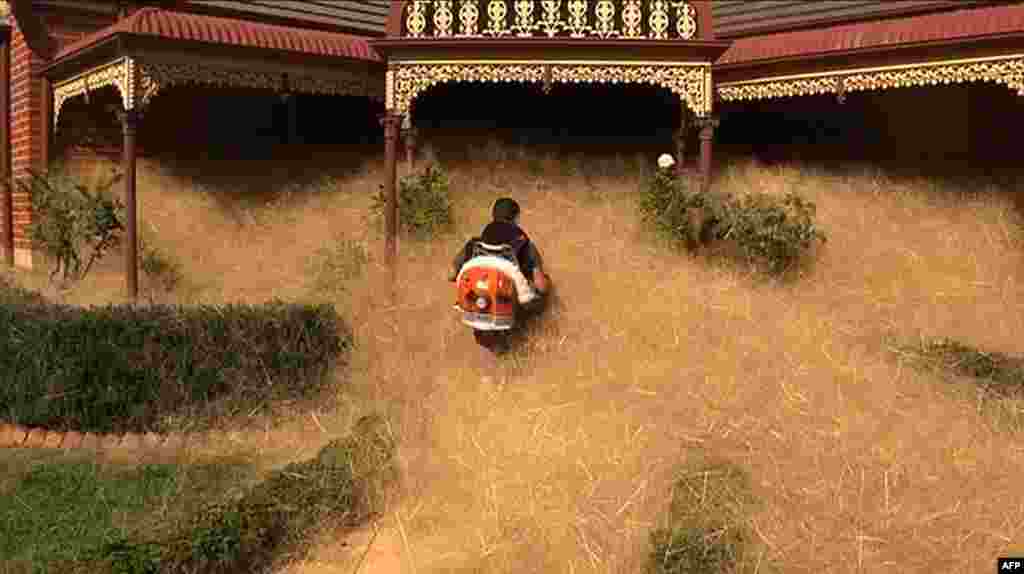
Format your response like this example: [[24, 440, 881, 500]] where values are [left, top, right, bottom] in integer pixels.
[[0, 422, 223, 454]]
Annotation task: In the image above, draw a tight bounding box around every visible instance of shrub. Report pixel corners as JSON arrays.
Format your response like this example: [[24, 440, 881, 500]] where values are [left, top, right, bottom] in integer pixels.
[[0, 300, 353, 433], [308, 236, 369, 296], [728, 191, 828, 274], [637, 169, 725, 249], [371, 163, 453, 239], [139, 226, 184, 294], [19, 166, 125, 284], [899, 337, 1024, 398], [648, 451, 763, 574], [637, 169, 826, 275]]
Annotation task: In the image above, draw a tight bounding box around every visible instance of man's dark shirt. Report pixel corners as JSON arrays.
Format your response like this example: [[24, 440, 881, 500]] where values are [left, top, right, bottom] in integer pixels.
[[480, 221, 528, 250], [453, 220, 543, 280]]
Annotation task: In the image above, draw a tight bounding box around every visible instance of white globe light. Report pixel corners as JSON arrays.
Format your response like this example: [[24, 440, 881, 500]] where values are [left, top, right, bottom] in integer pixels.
[[657, 154, 676, 169]]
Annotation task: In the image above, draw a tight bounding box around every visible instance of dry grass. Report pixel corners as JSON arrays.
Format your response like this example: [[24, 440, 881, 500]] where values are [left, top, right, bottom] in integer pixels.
[[7, 142, 1024, 573]]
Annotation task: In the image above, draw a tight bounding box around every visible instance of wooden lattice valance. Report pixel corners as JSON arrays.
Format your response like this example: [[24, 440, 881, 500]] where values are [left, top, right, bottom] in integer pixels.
[[386, 59, 713, 118], [717, 54, 1024, 102], [52, 56, 385, 128]]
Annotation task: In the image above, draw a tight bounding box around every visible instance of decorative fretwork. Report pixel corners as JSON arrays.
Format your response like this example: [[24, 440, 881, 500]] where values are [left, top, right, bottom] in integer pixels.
[[459, 0, 480, 35], [673, 0, 697, 40], [434, 0, 454, 36], [486, 0, 509, 36], [136, 61, 283, 98], [406, 0, 429, 37], [386, 60, 712, 118], [53, 57, 136, 127], [622, 0, 642, 37], [404, 0, 698, 40], [648, 0, 669, 39], [540, 0, 561, 37], [717, 55, 1024, 102], [565, 0, 589, 37], [514, 0, 535, 36], [289, 70, 384, 99], [54, 56, 385, 128], [593, 0, 617, 38], [548, 62, 710, 116]]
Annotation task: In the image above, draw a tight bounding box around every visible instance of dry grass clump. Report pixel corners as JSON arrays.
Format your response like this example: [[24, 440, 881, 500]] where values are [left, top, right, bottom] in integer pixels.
[[892, 337, 1024, 432], [648, 449, 771, 574]]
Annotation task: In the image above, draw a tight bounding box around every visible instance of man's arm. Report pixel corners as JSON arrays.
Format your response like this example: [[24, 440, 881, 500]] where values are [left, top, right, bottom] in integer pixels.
[[524, 242, 549, 293], [523, 242, 544, 277], [449, 238, 477, 281]]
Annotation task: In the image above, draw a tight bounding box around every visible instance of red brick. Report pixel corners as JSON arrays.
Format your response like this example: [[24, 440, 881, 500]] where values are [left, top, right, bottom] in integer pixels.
[[162, 433, 186, 451], [61, 431, 84, 450], [23, 428, 47, 448], [100, 433, 122, 451], [0, 424, 28, 447], [143, 432, 164, 450], [43, 431, 64, 449], [80, 433, 101, 451], [120, 432, 143, 450]]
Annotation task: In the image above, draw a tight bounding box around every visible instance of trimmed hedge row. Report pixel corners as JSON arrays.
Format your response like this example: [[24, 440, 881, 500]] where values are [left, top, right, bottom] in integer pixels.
[[1, 298, 352, 434]]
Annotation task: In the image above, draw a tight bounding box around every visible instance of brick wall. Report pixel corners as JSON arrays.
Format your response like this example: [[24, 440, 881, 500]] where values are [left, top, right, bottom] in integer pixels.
[[9, 23, 43, 266], [7, 9, 115, 268]]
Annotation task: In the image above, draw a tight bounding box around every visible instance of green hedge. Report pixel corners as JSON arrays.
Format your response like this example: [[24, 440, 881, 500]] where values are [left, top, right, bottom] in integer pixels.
[[0, 299, 352, 433]]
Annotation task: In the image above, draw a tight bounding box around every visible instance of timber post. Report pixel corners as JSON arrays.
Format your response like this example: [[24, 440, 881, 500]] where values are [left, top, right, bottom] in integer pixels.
[[381, 112, 402, 268], [697, 116, 719, 193], [121, 108, 140, 300], [675, 103, 689, 177], [403, 119, 417, 172]]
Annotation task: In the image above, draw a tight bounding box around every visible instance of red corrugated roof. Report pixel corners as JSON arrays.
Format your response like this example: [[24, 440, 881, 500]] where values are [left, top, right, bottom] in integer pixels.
[[53, 7, 382, 63], [718, 3, 1024, 65]]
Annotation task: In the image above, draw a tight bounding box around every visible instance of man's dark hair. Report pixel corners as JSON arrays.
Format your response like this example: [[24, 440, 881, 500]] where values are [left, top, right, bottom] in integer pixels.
[[492, 198, 520, 222]]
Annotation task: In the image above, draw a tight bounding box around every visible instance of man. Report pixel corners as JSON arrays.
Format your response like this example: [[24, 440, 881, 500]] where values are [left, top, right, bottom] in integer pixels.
[[448, 197, 548, 295]]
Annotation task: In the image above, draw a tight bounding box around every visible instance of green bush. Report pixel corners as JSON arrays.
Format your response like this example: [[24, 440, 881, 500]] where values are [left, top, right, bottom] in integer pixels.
[[138, 227, 184, 294], [728, 191, 828, 274], [900, 337, 1024, 398], [637, 169, 729, 249], [19, 166, 125, 284], [637, 169, 826, 275], [308, 236, 369, 296], [648, 451, 764, 574], [0, 300, 352, 433], [371, 163, 453, 239]]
